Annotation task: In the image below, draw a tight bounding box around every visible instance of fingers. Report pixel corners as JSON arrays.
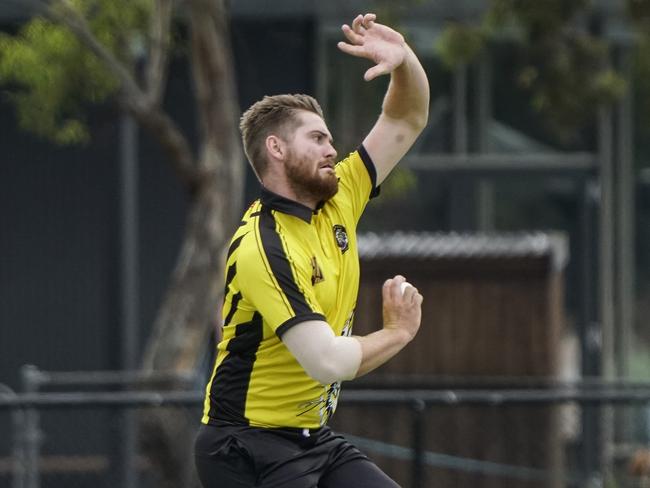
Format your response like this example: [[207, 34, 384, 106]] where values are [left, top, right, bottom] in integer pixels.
[[354, 13, 377, 31], [383, 275, 423, 306], [341, 13, 400, 80], [341, 24, 363, 45], [345, 13, 377, 38], [382, 279, 392, 304], [362, 13, 376, 29], [337, 41, 366, 57], [392, 275, 406, 300], [382, 275, 407, 301], [352, 14, 365, 34], [382, 276, 423, 339], [403, 285, 422, 306]]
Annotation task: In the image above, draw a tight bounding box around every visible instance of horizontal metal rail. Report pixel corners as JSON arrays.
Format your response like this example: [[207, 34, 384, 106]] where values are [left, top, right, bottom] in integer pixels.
[[353, 374, 650, 390], [342, 388, 650, 405], [2, 386, 647, 488], [344, 433, 583, 485], [1, 387, 650, 410], [403, 152, 597, 175], [23, 369, 197, 388]]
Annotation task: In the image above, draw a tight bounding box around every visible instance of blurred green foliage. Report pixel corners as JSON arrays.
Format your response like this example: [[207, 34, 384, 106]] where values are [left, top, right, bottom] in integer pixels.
[[628, 0, 650, 21], [0, 0, 151, 144], [376, 167, 418, 201], [436, 0, 629, 137], [436, 23, 484, 70]]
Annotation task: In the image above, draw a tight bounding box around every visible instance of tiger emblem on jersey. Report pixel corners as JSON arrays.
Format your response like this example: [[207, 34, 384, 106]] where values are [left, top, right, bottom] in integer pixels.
[[332, 225, 349, 253]]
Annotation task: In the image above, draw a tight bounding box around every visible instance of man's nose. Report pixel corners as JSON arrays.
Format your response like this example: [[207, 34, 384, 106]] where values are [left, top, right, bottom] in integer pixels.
[[326, 143, 337, 160]]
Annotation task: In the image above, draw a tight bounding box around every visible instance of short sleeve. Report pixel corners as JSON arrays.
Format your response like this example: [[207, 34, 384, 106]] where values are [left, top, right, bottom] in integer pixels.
[[332, 145, 380, 224], [237, 211, 326, 338]]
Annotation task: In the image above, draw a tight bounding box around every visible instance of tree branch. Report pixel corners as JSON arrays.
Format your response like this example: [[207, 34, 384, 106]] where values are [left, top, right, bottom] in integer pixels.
[[126, 102, 200, 191], [27, 0, 144, 101], [187, 0, 240, 172], [21, 0, 200, 192], [144, 0, 174, 106]]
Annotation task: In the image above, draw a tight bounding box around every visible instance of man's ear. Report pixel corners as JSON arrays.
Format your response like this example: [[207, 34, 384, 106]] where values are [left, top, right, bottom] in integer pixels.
[[265, 135, 285, 161]]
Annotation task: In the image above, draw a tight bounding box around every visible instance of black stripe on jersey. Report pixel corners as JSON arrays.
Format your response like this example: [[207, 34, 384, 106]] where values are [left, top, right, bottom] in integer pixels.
[[208, 312, 263, 423], [224, 234, 247, 296], [223, 292, 242, 328], [258, 208, 314, 316], [276, 312, 327, 339], [227, 234, 246, 261], [358, 144, 380, 199], [224, 262, 237, 296]]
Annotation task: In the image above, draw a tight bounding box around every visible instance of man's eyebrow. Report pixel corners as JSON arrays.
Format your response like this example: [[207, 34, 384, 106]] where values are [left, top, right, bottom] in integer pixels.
[[310, 130, 334, 144]]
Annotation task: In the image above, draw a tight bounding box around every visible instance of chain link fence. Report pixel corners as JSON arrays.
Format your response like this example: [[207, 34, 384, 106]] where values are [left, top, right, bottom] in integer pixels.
[[1, 372, 650, 488]]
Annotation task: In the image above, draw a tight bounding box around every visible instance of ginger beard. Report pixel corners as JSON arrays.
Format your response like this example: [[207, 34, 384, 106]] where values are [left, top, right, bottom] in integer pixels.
[[285, 147, 339, 203]]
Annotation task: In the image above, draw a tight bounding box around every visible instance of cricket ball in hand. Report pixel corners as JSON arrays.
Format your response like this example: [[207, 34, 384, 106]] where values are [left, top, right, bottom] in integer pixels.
[[400, 282, 413, 295]]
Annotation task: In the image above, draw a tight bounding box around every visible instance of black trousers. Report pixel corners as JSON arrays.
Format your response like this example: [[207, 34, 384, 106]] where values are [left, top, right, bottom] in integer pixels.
[[194, 422, 400, 488]]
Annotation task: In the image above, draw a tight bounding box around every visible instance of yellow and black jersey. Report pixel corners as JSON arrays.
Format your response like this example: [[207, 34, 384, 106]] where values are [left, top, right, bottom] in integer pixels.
[[202, 146, 379, 429]]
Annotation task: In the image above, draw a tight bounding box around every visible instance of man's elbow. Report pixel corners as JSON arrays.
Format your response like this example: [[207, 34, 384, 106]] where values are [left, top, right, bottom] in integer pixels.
[[304, 351, 360, 385], [409, 110, 428, 134], [384, 108, 428, 134], [307, 360, 348, 386]]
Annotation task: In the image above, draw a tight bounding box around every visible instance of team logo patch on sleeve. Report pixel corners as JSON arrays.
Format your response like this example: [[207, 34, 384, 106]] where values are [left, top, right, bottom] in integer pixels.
[[332, 225, 349, 253]]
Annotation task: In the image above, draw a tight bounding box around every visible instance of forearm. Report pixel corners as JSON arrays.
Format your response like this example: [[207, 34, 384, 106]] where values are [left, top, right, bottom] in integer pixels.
[[282, 320, 412, 383], [353, 328, 412, 378], [282, 277, 421, 384], [382, 44, 430, 130]]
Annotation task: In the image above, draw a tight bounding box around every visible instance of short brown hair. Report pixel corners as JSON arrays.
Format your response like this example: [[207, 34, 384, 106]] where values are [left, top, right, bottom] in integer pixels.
[[239, 94, 324, 179]]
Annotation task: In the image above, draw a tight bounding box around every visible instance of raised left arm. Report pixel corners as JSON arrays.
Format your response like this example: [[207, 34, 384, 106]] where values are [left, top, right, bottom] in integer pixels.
[[338, 13, 430, 185]]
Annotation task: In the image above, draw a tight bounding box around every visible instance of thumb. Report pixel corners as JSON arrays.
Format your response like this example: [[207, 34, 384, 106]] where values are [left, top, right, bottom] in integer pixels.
[[364, 63, 388, 81]]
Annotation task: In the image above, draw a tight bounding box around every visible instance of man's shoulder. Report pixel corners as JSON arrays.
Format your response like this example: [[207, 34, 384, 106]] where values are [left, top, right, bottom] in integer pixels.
[[334, 149, 362, 172], [235, 226, 261, 257], [228, 205, 263, 259], [229, 231, 267, 282]]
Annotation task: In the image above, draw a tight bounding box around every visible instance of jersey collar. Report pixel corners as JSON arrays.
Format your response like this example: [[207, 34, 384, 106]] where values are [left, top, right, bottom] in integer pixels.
[[260, 187, 324, 224]]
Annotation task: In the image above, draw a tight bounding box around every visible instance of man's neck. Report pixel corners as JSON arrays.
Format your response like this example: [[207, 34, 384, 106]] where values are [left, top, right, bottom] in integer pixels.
[[261, 178, 319, 210]]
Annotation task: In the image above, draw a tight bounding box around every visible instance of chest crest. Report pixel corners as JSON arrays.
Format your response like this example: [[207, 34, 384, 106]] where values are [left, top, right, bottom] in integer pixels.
[[310, 256, 324, 285], [332, 225, 349, 253]]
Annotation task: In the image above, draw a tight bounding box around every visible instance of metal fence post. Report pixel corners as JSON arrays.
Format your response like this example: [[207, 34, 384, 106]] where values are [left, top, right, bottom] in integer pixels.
[[12, 404, 26, 488], [118, 112, 140, 488], [410, 399, 426, 488], [21, 365, 42, 488], [0, 383, 25, 488]]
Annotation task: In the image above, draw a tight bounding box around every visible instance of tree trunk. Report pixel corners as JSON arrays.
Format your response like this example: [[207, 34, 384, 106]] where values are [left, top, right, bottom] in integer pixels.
[[139, 180, 241, 488], [139, 1, 243, 486], [13, 2, 242, 486], [142, 177, 241, 373], [141, 0, 242, 373]]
